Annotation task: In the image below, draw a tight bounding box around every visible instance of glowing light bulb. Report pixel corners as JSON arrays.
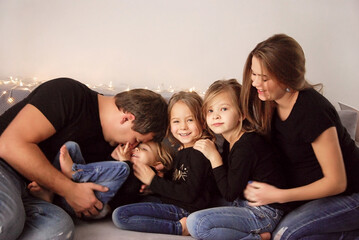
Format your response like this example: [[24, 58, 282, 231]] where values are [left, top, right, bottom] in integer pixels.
[[7, 97, 14, 104]]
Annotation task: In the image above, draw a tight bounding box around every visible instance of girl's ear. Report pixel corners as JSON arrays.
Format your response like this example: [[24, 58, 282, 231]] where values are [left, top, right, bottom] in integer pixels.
[[239, 112, 246, 121]]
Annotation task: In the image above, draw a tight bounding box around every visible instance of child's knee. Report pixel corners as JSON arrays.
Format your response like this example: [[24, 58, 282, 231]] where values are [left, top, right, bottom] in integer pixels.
[[64, 141, 80, 152]]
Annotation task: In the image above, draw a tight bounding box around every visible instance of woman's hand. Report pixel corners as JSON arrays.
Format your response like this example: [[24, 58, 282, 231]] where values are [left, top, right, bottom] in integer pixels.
[[111, 142, 131, 161], [244, 181, 282, 206], [193, 139, 223, 168]]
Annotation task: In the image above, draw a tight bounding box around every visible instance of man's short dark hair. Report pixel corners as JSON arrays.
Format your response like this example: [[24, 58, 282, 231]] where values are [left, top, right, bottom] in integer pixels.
[[115, 89, 168, 142]]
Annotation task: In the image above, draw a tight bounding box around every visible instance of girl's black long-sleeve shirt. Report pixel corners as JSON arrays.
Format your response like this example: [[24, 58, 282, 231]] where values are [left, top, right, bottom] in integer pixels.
[[213, 132, 290, 212], [149, 147, 217, 213]]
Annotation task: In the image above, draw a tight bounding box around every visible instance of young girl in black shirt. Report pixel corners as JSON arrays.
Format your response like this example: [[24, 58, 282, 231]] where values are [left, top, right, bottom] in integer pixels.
[[112, 91, 216, 235], [186, 79, 288, 240]]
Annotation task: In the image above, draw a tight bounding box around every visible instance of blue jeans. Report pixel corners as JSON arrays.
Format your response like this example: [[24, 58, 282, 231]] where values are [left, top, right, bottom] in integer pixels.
[[272, 193, 359, 240], [0, 160, 74, 240], [186, 199, 283, 240], [112, 202, 190, 235], [53, 141, 130, 217]]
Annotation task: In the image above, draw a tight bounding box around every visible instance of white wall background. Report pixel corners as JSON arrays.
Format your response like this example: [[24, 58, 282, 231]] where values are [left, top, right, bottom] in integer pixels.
[[0, 0, 358, 108]]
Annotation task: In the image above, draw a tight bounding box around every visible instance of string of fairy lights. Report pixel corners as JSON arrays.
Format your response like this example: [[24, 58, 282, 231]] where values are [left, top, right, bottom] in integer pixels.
[[0, 77, 204, 108], [0, 77, 42, 105]]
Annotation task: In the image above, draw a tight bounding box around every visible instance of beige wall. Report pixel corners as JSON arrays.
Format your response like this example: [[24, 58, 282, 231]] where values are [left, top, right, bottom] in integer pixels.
[[1, 0, 358, 108]]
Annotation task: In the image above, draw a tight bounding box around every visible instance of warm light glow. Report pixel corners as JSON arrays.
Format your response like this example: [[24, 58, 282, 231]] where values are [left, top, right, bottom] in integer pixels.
[[7, 97, 14, 104], [0, 77, 204, 103]]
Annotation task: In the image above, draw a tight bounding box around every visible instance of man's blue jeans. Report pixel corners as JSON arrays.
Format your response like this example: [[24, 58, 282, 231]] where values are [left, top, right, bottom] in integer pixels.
[[272, 193, 359, 240], [0, 160, 74, 240], [186, 199, 283, 240], [53, 141, 130, 217], [112, 202, 190, 235]]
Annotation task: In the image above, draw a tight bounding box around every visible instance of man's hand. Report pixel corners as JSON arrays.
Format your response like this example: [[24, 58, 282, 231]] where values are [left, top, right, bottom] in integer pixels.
[[64, 182, 108, 218]]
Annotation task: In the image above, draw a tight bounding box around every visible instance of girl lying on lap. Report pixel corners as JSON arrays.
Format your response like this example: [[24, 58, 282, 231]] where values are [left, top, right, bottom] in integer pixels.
[[28, 140, 172, 219]]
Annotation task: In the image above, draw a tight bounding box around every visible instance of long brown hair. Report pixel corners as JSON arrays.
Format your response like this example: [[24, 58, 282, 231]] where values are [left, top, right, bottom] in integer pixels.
[[240, 33, 322, 136]]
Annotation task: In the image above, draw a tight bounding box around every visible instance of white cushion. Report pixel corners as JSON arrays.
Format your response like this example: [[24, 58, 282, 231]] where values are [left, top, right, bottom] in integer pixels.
[[338, 110, 358, 140], [338, 102, 359, 142]]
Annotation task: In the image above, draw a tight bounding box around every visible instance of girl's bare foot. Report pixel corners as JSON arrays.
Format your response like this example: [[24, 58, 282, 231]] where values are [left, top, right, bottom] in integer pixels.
[[27, 181, 54, 203], [180, 217, 190, 236], [59, 145, 76, 179], [260, 232, 271, 240]]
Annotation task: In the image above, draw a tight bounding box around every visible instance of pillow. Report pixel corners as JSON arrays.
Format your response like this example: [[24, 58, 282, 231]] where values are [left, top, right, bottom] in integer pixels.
[[338, 110, 358, 141], [338, 102, 359, 142]]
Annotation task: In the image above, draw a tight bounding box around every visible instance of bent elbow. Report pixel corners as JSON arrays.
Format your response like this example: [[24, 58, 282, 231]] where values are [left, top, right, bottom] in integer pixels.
[[331, 177, 347, 196], [0, 135, 17, 161], [336, 179, 347, 194], [0, 136, 7, 159]]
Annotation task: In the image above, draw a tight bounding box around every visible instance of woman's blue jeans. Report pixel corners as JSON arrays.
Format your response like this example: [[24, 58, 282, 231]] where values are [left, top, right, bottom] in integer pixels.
[[0, 160, 74, 240], [186, 199, 283, 240], [53, 141, 130, 217], [272, 193, 359, 240], [112, 202, 190, 235]]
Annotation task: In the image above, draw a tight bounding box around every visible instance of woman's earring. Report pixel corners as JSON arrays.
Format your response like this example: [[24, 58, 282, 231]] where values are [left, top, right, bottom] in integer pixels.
[[285, 87, 291, 92]]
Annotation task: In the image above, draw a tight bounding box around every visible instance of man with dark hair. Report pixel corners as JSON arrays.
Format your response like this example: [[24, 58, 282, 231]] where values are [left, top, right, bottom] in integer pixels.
[[0, 78, 168, 240]]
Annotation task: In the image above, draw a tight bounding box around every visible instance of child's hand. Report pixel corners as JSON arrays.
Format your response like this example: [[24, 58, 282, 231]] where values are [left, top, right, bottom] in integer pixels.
[[133, 159, 156, 185], [194, 139, 223, 168], [111, 142, 131, 161], [139, 184, 153, 195]]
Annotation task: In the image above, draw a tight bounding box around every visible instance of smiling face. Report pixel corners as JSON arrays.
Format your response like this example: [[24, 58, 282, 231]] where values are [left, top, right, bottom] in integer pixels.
[[206, 91, 241, 140], [251, 56, 287, 102], [170, 101, 200, 148], [130, 142, 158, 166]]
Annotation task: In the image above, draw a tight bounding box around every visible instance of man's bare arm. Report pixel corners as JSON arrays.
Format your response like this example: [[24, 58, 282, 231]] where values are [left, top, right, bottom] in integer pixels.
[[0, 104, 106, 216]]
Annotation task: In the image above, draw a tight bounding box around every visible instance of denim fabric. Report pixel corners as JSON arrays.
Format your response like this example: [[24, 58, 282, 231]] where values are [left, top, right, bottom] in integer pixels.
[[187, 199, 283, 240], [272, 193, 359, 240], [53, 141, 130, 216], [112, 202, 190, 235], [0, 160, 74, 240]]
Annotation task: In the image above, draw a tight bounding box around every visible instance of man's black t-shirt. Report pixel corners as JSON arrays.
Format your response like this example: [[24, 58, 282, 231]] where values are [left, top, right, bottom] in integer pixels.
[[0, 78, 114, 168]]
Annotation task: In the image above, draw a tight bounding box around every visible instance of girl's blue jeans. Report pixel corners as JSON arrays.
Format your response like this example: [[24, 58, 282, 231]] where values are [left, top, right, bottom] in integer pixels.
[[112, 202, 190, 235], [53, 141, 130, 217], [272, 193, 359, 240], [0, 160, 74, 240], [186, 199, 283, 240]]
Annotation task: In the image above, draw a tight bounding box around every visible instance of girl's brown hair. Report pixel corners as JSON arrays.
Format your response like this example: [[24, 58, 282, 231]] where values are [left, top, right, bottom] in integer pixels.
[[154, 142, 173, 171], [203, 79, 253, 136], [167, 91, 212, 147], [240, 33, 322, 136]]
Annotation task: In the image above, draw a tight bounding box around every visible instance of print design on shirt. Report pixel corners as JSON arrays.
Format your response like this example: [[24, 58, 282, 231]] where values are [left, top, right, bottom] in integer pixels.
[[173, 164, 188, 181]]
